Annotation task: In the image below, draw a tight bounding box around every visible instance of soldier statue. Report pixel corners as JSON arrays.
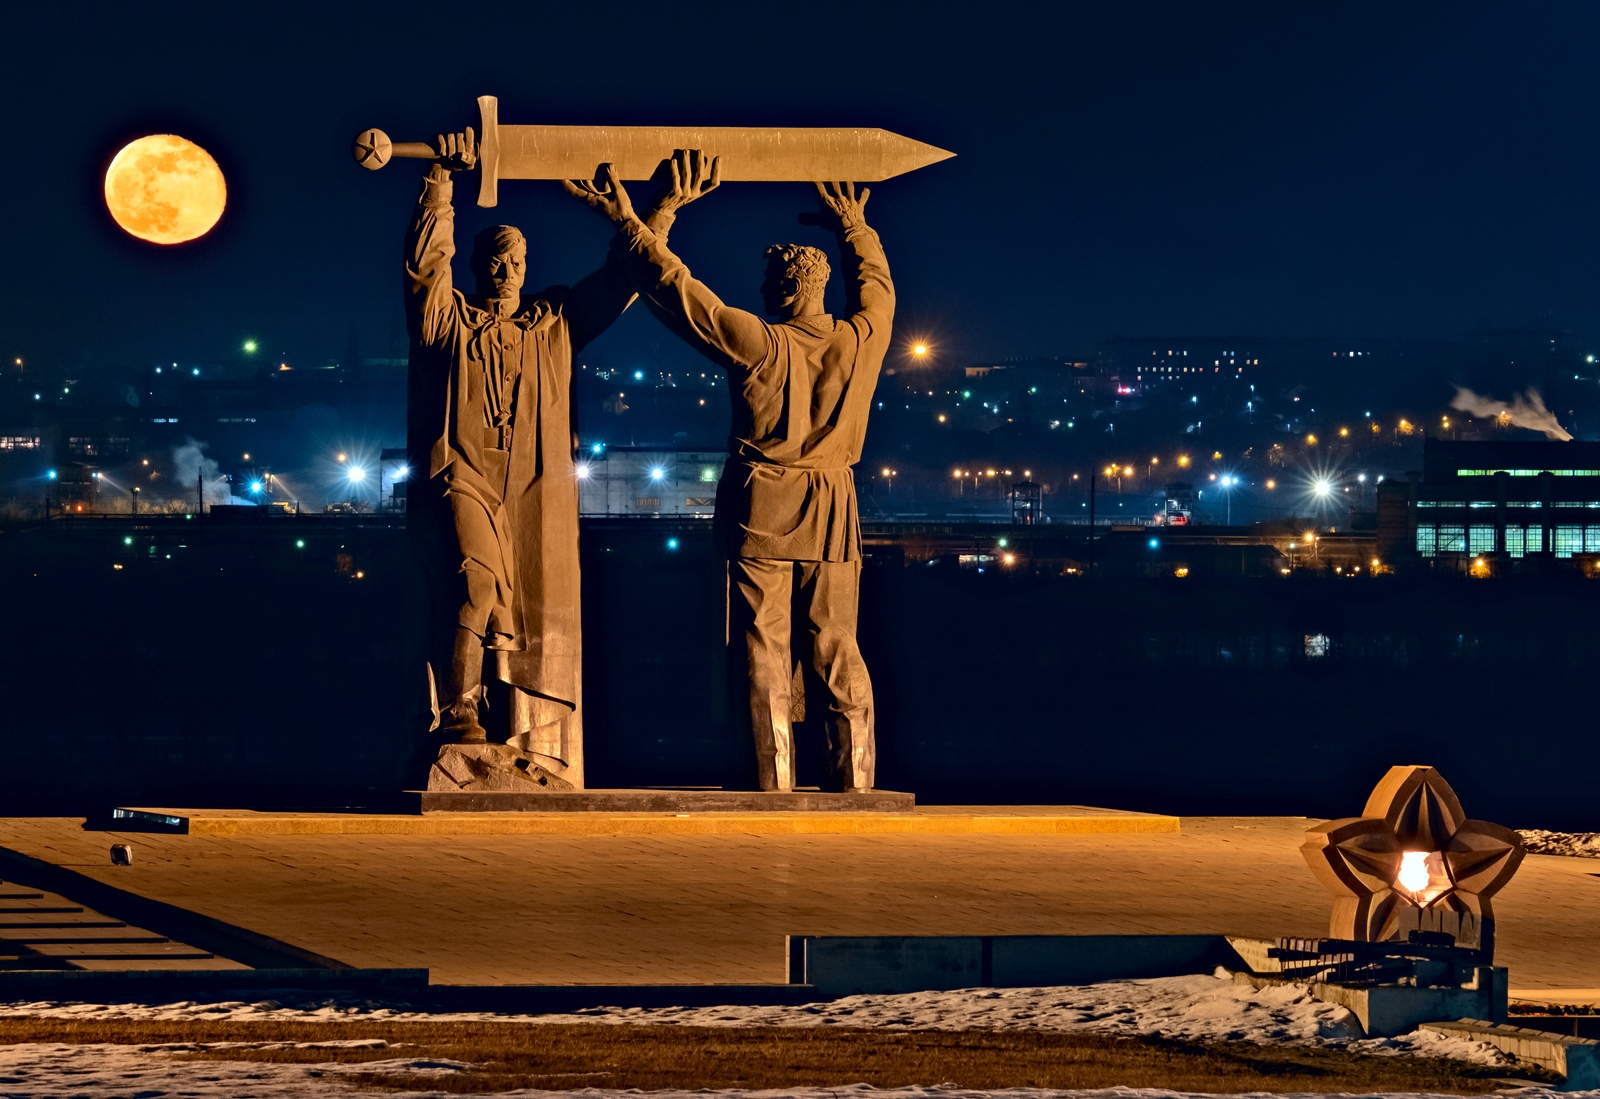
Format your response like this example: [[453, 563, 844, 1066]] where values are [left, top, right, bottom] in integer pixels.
[[406, 129, 636, 791]]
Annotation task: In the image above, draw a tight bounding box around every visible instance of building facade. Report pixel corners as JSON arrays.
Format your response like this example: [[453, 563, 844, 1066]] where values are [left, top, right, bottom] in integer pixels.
[[577, 446, 725, 518], [1396, 440, 1600, 562]]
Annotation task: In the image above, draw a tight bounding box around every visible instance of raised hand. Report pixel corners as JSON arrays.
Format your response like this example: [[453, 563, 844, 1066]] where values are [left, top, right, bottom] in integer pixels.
[[647, 149, 722, 225], [434, 128, 477, 173], [562, 164, 637, 225], [801, 181, 870, 232]]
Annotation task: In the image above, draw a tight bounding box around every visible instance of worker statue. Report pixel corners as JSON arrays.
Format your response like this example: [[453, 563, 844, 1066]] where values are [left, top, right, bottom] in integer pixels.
[[406, 129, 636, 792], [566, 151, 892, 793]]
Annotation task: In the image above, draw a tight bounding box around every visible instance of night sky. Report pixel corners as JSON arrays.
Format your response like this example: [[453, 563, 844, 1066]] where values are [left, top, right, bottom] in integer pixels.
[[5, 2, 1600, 376]]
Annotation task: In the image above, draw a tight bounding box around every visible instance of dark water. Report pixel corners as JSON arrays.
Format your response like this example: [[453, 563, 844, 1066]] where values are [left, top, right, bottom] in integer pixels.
[[1, 514, 1593, 828]]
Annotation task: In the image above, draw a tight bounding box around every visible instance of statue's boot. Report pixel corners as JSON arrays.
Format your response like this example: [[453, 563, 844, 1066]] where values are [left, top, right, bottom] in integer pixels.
[[439, 627, 488, 744]]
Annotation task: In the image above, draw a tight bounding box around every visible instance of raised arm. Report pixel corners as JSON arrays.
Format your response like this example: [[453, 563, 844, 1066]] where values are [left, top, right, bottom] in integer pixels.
[[565, 153, 770, 367], [403, 131, 477, 347], [809, 181, 894, 336], [619, 223, 772, 367]]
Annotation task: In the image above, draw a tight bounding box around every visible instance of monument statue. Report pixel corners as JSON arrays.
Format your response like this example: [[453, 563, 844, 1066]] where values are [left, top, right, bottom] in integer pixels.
[[566, 151, 892, 793], [405, 129, 636, 793]]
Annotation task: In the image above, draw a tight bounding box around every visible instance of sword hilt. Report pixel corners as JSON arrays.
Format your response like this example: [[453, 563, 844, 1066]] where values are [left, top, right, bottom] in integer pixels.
[[351, 95, 502, 208]]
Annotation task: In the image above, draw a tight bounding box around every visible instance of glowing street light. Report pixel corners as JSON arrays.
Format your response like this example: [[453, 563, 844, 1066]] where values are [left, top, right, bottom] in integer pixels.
[[648, 466, 666, 481], [911, 342, 929, 358], [242, 340, 257, 354], [347, 466, 367, 483], [1314, 479, 1332, 497]]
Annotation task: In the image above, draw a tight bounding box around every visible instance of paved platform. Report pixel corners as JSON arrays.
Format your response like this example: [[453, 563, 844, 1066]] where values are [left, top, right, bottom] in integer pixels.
[[419, 789, 918, 813], [0, 815, 1594, 991], [110, 805, 1180, 837]]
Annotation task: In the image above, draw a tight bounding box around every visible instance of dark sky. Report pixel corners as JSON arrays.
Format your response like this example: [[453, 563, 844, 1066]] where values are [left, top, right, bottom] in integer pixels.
[[5, 2, 1600, 376]]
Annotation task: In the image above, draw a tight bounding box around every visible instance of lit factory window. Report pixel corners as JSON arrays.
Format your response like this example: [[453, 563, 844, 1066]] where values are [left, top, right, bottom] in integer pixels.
[[1554, 526, 1585, 558]]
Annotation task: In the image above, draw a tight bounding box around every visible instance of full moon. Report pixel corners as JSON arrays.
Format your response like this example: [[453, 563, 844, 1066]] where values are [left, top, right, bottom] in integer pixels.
[[104, 135, 226, 245]]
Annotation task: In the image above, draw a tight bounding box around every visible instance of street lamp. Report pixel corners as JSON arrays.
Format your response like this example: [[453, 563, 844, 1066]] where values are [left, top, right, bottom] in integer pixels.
[[347, 464, 367, 507]]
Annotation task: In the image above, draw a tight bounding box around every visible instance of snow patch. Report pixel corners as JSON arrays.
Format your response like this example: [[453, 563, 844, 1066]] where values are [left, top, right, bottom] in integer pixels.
[[1520, 829, 1600, 858]]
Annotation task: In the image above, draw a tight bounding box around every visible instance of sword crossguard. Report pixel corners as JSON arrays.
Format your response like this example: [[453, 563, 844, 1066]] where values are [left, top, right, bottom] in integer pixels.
[[350, 96, 503, 208]]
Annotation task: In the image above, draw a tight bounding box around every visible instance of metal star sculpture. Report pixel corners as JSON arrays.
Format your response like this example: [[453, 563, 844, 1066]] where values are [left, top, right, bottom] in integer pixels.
[[1301, 765, 1523, 956]]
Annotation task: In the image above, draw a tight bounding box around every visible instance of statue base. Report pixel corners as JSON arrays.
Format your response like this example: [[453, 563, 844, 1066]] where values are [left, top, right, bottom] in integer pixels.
[[427, 742, 576, 795], [416, 788, 915, 813]]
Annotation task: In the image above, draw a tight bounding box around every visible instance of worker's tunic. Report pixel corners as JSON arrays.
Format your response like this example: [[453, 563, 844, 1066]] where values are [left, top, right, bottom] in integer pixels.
[[615, 214, 894, 790]]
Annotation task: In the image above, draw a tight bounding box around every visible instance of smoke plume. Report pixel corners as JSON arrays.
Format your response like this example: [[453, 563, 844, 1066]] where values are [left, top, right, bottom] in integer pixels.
[[1449, 387, 1572, 441], [172, 438, 240, 505]]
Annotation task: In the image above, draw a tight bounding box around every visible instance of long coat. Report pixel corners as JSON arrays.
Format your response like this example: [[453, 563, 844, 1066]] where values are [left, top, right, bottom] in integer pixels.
[[404, 167, 632, 708]]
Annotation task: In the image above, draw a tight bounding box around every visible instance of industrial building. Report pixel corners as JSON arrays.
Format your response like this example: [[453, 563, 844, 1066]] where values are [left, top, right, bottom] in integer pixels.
[[577, 446, 725, 518], [1383, 439, 1600, 564]]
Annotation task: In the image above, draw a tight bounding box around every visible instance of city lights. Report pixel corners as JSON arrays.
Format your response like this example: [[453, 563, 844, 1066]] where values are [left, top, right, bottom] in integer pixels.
[[575, 464, 591, 480], [649, 467, 665, 481], [911, 342, 929, 357], [243, 340, 257, 353], [666, 537, 679, 551], [1314, 479, 1332, 496], [347, 466, 367, 483], [249, 481, 264, 493]]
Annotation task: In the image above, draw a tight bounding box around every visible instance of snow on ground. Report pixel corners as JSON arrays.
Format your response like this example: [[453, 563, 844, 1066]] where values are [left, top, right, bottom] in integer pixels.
[[0, 971, 1513, 1065], [1519, 830, 1600, 858], [0, 1043, 1582, 1099], [0, 1041, 473, 1098]]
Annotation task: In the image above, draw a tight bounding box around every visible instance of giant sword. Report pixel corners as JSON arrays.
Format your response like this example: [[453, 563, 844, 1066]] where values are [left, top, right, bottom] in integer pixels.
[[354, 96, 955, 208]]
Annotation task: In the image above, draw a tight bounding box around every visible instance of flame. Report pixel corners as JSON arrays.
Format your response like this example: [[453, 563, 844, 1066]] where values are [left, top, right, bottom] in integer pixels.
[[1397, 851, 1431, 893]]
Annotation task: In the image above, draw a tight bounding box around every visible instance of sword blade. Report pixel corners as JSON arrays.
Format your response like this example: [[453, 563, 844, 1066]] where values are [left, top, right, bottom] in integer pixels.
[[494, 126, 954, 182]]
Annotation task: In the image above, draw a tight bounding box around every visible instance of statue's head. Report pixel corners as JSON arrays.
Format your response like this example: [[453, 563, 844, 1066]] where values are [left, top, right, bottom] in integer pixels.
[[761, 244, 830, 319], [471, 225, 527, 301]]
